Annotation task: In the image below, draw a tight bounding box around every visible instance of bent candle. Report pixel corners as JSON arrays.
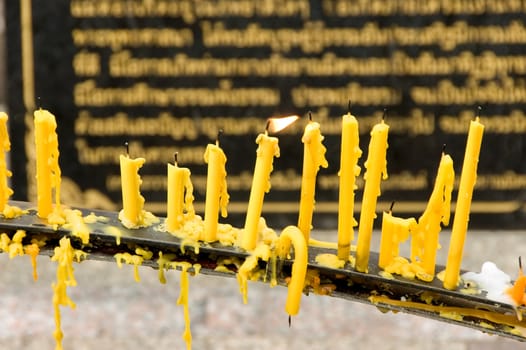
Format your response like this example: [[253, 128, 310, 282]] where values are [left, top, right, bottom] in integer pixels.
[[444, 117, 484, 290], [277, 225, 308, 317]]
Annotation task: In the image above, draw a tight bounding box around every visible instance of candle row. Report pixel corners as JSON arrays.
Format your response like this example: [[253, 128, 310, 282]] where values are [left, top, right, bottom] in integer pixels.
[[0, 110, 60, 220], [0, 108, 484, 292], [376, 118, 484, 289]]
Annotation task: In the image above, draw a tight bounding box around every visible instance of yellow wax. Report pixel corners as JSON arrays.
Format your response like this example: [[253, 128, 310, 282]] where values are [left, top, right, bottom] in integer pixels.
[[378, 211, 417, 269], [51, 237, 86, 350], [176, 262, 192, 350], [119, 154, 146, 226], [444, 117, 484, 290], [203, 143, 229, 242], [242, 132, 280, 251], [237, 243, 272, 304], [276, 225, 308, 316], [166, 162, 194, 232], [369, 294, 526, 330], [337, 113, 362, 259], [0, 113, 13, 212], [34, 109, 62, 219], [356, 120, 389, 272], [24, 243, 40, 281], [64, 209, 90, 244], [297, 121, 328, 243], [412, 153, 454, 276]]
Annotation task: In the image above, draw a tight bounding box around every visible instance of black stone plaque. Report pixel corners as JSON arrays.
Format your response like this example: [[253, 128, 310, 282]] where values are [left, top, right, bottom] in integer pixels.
[[6, 0, 526, 230]]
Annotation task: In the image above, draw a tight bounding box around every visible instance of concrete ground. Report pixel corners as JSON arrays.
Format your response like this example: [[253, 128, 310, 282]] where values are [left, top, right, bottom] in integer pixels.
[[0, 230, 524, 350]]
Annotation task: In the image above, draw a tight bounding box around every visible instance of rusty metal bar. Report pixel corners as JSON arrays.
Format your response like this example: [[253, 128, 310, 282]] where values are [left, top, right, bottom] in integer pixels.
[[0, 201, 524, 342]]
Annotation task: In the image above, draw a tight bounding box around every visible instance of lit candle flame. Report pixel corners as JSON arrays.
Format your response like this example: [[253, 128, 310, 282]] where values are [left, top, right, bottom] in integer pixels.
[[266, 115, 299, 134]]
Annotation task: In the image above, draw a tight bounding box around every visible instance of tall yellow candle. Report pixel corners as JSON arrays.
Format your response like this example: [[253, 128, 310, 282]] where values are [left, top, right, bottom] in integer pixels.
[[444, 117, 484, 290], [276, 225, 308, 317], [119, 153, 146, 227], [242, 132, 279, 251], [337, 113, 362, 259], [297, 119, 328, 242], [356, 119, 389, 273], [0, 113, 13, 212], [203, 141, 229, 242], [166, 156, 194, 232], [378, 210, 417, 269], [34, 109, 62, 219], [412, 152, 454, 276]]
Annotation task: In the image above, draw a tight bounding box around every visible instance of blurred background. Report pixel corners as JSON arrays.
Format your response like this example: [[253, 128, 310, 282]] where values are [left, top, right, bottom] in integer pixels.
[[1, 1, 526, 349]]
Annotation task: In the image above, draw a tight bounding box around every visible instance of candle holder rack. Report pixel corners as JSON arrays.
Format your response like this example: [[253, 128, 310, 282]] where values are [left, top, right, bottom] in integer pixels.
[[0, 201, 524, 342]]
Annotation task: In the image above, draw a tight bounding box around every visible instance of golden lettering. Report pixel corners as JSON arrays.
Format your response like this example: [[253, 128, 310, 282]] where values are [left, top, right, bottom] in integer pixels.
[[291, 83, 401, 107], [411, 76, 526, 105], [440, 110, 526, 134], [323, 0, 524, 16], [72, 50, 100, 76], [71, 0, 310, 23], [71, 28, 193, 50], [475, 172, 526, 190], [108, 50, 526, 80], [75, 139, 206, 165], [201, 20, 526, 53], [74, 80, 280, 107]]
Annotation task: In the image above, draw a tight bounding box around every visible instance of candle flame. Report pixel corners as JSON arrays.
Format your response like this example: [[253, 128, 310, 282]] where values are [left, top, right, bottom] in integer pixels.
[[267, 115, 299, 134]]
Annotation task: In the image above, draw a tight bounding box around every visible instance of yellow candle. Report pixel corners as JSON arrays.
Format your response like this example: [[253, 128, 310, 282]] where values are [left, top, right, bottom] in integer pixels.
[[411, 152, 454, 276], [444, 117, 484, 290], [337, 113, 362, 259], [378, 211, 417, 269], [276, 225, 308, 316], [166, 158, 194, 232], [355, 119, 389, 272], [34, 109, 62, 219], [119, 154, 146, 226], [242, 132, 279, 251], [0, 113, 13, 212], [297, 120, 328, 242], [203, 142, 229, 242]]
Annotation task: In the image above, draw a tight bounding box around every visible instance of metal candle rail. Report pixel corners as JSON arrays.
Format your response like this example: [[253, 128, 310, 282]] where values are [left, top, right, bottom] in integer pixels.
[[1, 201, 525, 342]]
